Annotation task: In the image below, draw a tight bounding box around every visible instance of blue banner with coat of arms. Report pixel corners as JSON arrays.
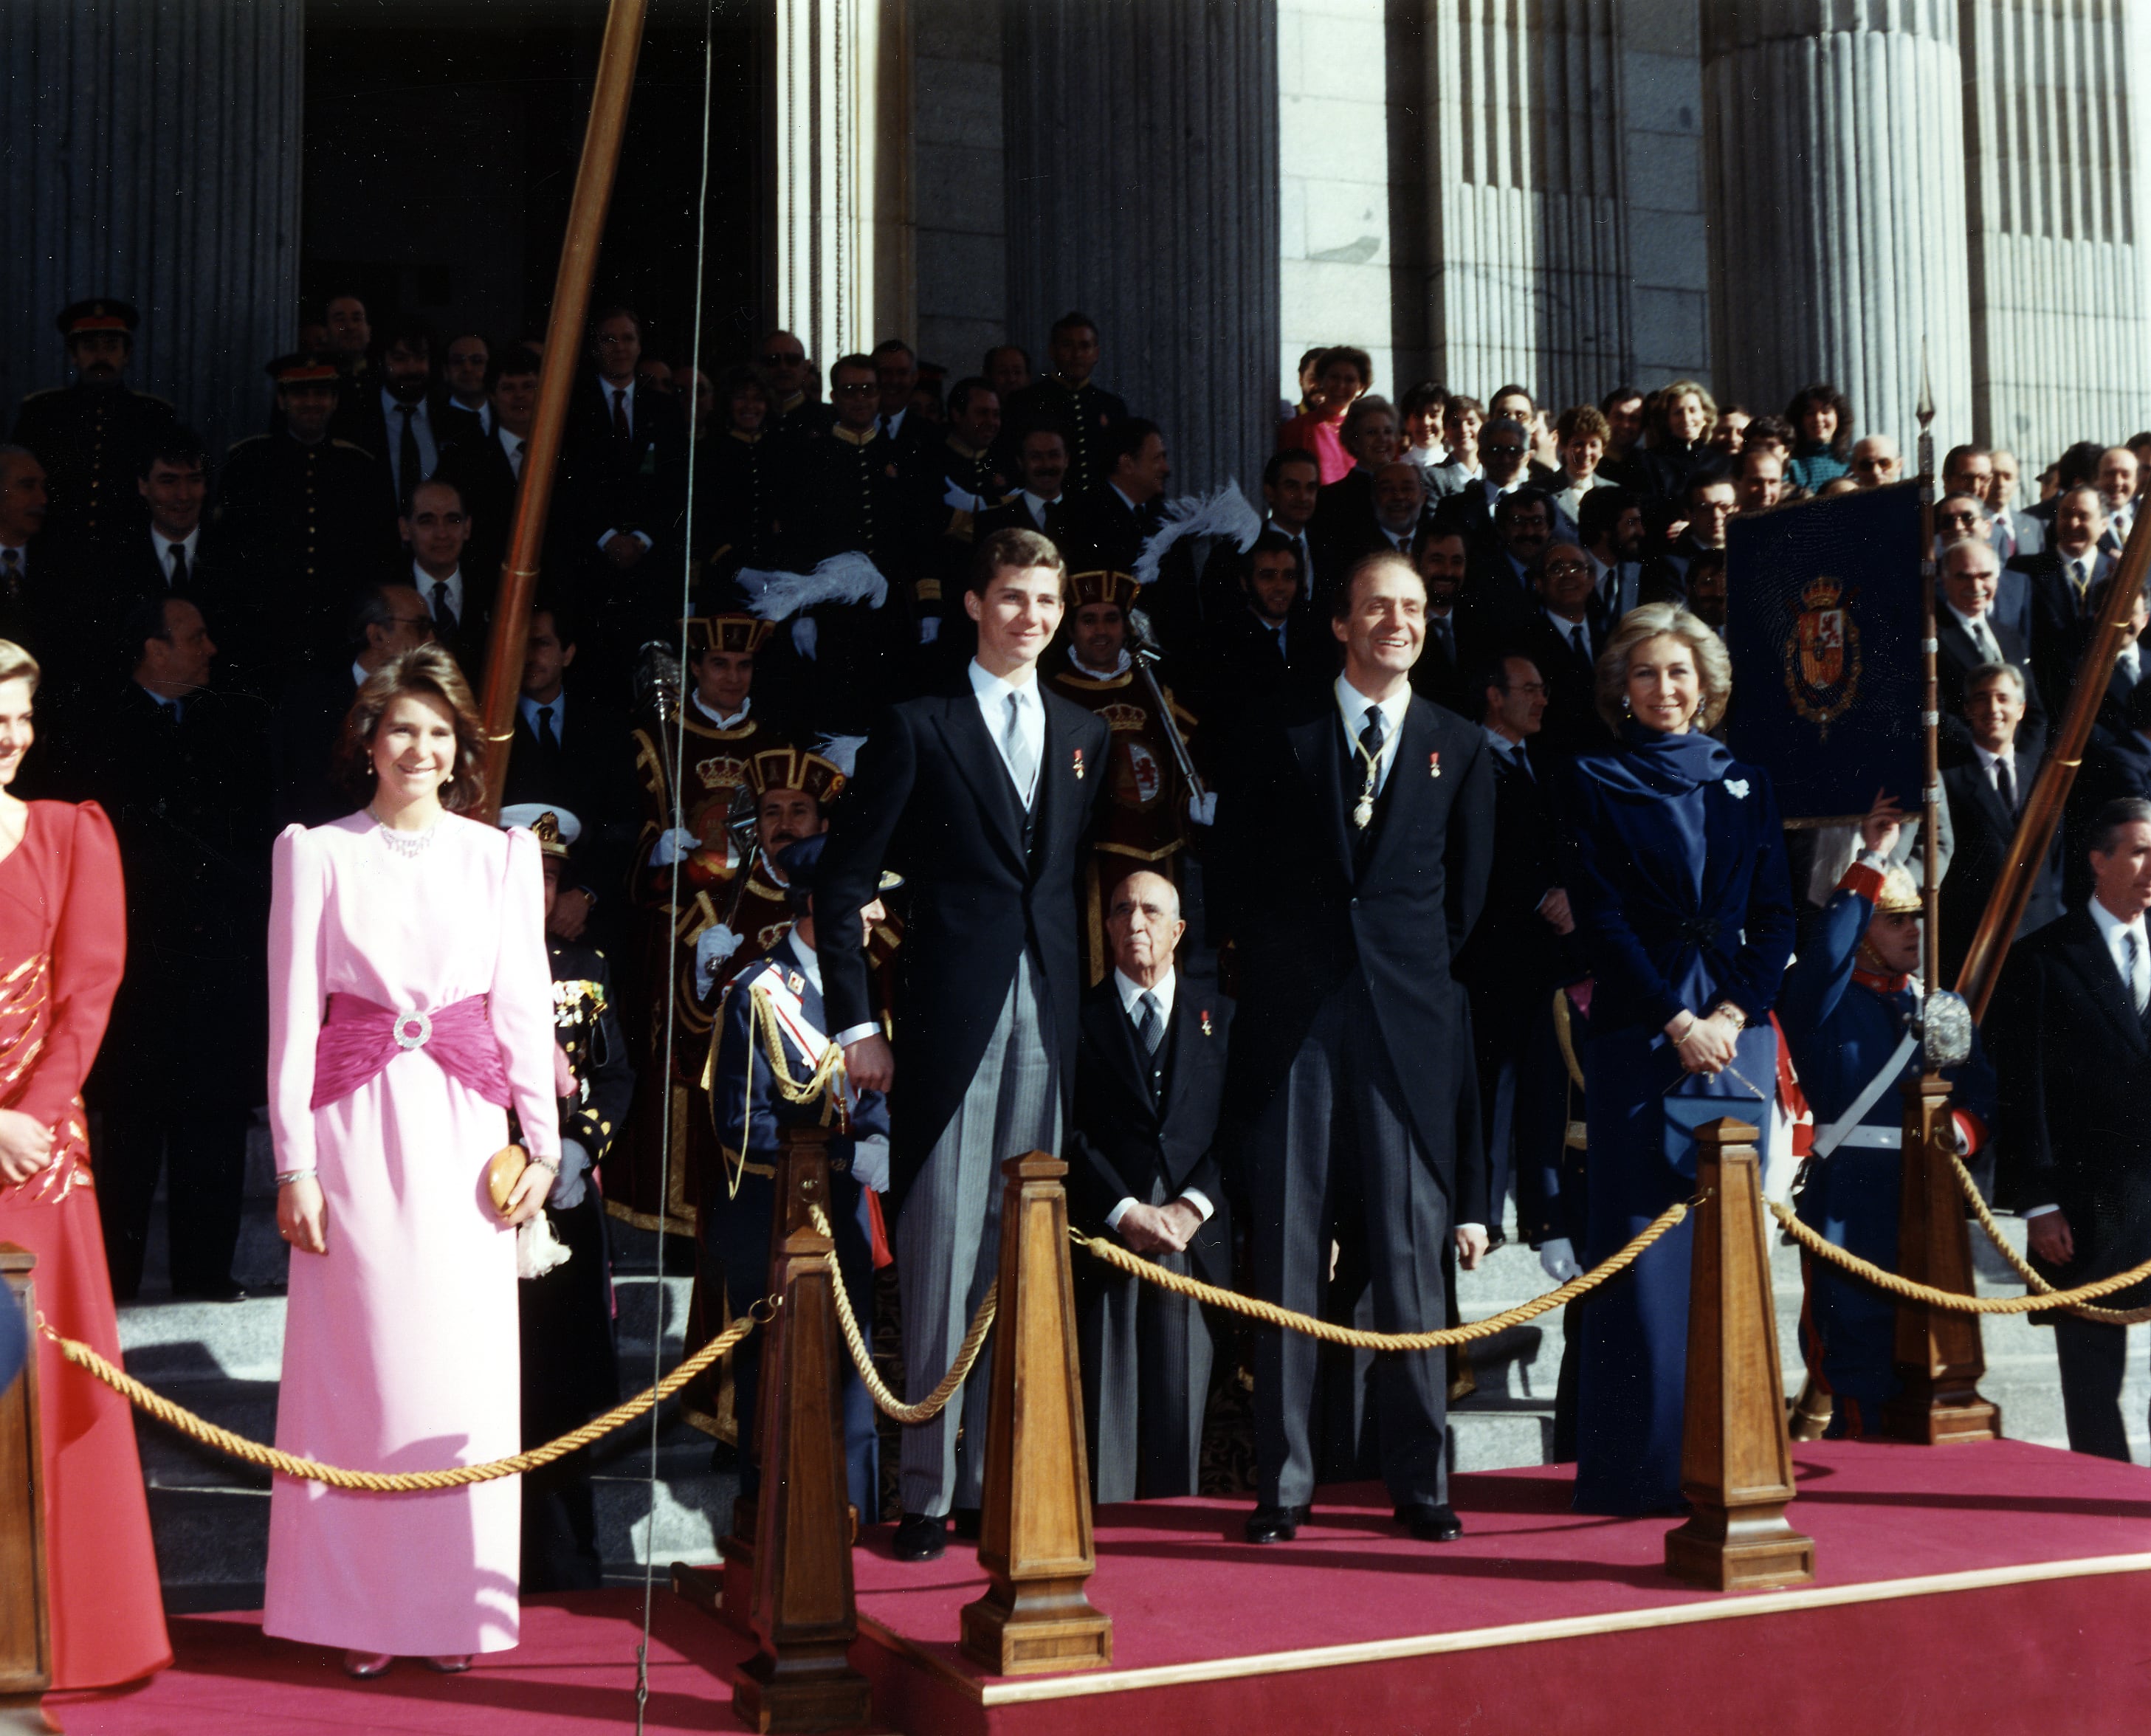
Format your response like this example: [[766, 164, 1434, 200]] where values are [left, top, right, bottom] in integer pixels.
[[1723, 480, 1926, 823]]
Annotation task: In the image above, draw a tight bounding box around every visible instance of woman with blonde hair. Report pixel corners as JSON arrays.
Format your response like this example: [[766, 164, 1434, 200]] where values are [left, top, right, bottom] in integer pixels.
[[0, 638, 170, 1706], [1558, 604, 1795, 1515], [1639, 378, 1718, 503], [263, 644, 561, 1677]]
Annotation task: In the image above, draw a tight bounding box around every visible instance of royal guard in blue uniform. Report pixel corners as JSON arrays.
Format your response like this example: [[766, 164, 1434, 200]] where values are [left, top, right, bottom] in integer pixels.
[[503, 807, 636, 1590], [706, 833, 896, 1518], [1777, 792, 1996, 1439]]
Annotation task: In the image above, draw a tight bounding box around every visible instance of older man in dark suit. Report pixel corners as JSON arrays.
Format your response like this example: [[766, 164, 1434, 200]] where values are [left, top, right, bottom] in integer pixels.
[[1937, 535, 2047, 755], [1995, 797, 2151, 1461], [1068, 869, 1234, 1503], [1940, 661, 2062, 985], [1213, 548, 1494, 1546], [816, 526, 1110, 1560]]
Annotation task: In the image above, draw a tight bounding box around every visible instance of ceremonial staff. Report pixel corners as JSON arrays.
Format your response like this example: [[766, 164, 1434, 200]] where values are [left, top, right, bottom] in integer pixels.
[[1917, 356, 1942, 996], [475, 0, 651, 820], [1127, 609, 1205, 803]]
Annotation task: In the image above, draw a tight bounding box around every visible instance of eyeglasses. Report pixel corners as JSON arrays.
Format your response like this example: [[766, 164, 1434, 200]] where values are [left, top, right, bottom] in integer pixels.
[[761, 351, 805, 368], [1543, 561, 1591, 579], [834, 382, 878, 398], [1487, 444, 1527, 458], [1507, 680, 1549, 697]]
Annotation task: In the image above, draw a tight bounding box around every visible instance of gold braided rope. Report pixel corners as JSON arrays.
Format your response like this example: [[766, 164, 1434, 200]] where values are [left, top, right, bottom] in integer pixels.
[[809, 1202, 995, 1423], [1070, 1196, 1692, 1349], [754, 988, 848, 1106], [1769, 1202, 2151, 1313], [1946, 1154, 2151, 1327], [36, 1306, 765, 1491]]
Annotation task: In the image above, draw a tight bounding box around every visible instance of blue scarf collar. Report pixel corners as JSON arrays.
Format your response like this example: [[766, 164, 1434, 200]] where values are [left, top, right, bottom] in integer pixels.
[[1574, 719, 1735, 799]]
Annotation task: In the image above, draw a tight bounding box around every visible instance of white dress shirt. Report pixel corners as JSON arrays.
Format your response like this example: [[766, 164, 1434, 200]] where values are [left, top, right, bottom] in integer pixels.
[[1021, 489, 1061, 529], [452, 397, 495, 436], [519, 690, 567, 740], [1972, 740, 2018, 807], [599, 374, 635, 438], [1945, 599, 2004, 665], [381, 386, 439, 499], [689, 692, 751, 731], [1102, 965, 1215, 1232], [1335, 673, 1411, 794], [2025, 898, 2151, 1222], [498, 424, 527, 480], [154, 528, 200, 586], [1544, 607, 1594, 660], [971, 658, 1044, 807], [416, 562, 466, 628]]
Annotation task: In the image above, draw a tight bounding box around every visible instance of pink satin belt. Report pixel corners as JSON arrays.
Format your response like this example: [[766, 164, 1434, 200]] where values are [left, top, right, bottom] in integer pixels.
[[310, 993, 512, 1111]]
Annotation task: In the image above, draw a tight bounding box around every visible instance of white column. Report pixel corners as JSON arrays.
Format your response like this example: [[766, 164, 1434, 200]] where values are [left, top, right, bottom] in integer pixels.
[[773, 0, 883, 368], [1961, 0, 2151, 479], [0, 1, 303, 463], [1703, 0, 1973, 450]]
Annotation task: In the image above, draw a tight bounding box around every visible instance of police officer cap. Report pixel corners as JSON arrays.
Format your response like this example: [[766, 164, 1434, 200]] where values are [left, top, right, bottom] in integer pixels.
[[265, 352, 342, 386], [57, 299, 138, 339], [775, 835, 901, 912]]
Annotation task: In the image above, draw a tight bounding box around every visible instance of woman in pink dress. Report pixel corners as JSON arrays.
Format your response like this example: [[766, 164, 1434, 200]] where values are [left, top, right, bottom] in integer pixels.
[[0, 640, 171, 1703], [263, 644, 560, 1678]]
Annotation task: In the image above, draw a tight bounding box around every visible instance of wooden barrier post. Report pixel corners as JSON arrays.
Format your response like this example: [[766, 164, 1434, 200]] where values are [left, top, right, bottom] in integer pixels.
[[960, 1154, 1112, 1676], [1665, 1120, 1816, 1592], [729, 1127, 877, 1732], [1882, 1074, 2001, 1444], [0, 1247, 54, 1734]]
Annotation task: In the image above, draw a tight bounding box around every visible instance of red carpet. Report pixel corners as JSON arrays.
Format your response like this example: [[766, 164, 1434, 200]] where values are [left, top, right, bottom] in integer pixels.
[[49, 1439, 2151, 1735]]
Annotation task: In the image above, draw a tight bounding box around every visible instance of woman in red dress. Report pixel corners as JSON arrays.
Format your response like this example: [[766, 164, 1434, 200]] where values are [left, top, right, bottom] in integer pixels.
[[0, 640, 169, 1695]]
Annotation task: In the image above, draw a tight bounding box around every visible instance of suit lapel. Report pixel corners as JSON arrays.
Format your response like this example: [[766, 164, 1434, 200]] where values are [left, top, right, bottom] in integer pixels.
[[2059, 910, 2147, 1054], [1160, 989, 1210, 1129], [1287, 706, 1353, 884], [1366, 699, 1438, 883], [1087, 989, 1154, 1123], [932, 689, 1027, 871], [1033, 687, 1071, 875]]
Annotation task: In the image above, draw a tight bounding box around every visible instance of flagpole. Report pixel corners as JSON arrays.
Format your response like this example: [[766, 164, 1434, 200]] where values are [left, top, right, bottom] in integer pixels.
[[1916, 348, 1941, 997], [475, 0, 651, 820]]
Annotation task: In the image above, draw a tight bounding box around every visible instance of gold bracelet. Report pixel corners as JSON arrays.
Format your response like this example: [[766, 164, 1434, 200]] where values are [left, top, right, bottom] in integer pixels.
[[1710, 1003, 1747, 1030]]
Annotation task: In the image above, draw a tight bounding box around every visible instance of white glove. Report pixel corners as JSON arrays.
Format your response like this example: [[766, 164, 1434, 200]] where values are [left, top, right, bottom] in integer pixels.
[[1188, 790, 1217, 827], [918, 616, 942, 645], [551, 1138, 592, 1210], [1539, 1236, 1582, 1284], [851, 1134, 891, 1194], [650, 825, 700, 867], [791, 618, 819, 659], [693, 924, 744, 1001]]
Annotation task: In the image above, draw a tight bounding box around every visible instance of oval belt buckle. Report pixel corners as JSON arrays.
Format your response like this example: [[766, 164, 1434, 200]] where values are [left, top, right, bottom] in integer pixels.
[[393, 1007, 433, 1051]]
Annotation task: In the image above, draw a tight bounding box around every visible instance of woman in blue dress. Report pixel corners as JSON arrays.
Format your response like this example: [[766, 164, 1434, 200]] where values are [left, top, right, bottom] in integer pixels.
[[1560, 602, 1796, 1515]]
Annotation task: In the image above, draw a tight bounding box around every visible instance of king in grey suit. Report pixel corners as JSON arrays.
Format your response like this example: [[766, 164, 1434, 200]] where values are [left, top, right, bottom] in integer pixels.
[[1213, 548, 1495, 1546], [816, 527, 1109, 1559]]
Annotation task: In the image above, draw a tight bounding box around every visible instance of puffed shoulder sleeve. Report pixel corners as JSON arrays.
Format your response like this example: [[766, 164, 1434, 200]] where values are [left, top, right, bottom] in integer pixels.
[[489, 827, 561, 1162], [19, 803, 127, 1128], [266, 824, 327, 1172]]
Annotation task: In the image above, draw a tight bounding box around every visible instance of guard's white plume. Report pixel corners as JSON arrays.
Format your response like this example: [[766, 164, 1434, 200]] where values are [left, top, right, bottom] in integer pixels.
[[1132, 482, 1264, 587], [735, 551, 890, 622], [816, 734, 869, 777]]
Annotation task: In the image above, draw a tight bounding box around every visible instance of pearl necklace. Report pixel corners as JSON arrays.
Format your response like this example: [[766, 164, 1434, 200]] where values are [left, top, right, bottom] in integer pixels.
[[368, 804, 441, 858]]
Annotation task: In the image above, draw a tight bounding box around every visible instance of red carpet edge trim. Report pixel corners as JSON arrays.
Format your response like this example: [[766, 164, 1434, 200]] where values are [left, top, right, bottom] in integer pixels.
[[856, 1549, 2151, 1706]]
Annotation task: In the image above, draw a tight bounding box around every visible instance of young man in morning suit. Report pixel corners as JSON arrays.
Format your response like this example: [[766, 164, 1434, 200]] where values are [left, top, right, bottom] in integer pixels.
[[814, 526, 1112, 1560], [1212, 547, 1495, 1546]]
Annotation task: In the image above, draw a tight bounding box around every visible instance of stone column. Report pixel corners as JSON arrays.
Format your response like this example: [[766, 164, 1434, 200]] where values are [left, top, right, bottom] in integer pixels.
[[1960, 0, 2151, 480], [1703, 0, 1972, 448], [1002, 0, 1280, 495], [0, 1, 303, 465]]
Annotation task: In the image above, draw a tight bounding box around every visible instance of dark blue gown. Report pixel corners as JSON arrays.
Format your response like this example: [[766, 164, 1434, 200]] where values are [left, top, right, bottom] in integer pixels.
[[1560, 723, 1796, 1515]]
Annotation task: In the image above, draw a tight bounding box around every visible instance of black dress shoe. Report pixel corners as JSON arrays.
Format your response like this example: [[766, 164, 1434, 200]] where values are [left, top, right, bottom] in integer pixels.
[[893, 1512, 947, 1562], [173, 1278, 249, 1303], [951, 1505, 982, 1541], [1244, 1503, 1307, 1544], [1395, 1501, 1464, 1543]]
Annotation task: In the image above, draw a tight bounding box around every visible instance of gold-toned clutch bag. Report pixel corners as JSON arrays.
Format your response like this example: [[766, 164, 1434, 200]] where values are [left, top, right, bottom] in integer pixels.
[[486, 1145, 529, 1219]]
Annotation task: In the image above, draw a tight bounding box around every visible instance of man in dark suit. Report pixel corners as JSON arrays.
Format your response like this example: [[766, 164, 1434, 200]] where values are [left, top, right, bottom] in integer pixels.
[[1938, 536, 2046, 756], [2070, 679, 2151, 907], [1200, 531, 1332, 732], [1068, 869, 1234, 1502], [1212, 548, 1494, 1546], [1205, 448, 1320, 621], [1995, 797, 2151, 1461], [498, 600, 638, 948], [1579, 486, 1647, 640], [399, 475, 494, 676], [816, 526, 1110, 1560], [1408, 527, 1473, 715], [1428, 416, 1535, 551], [974, 427, 1073, 554], [1067, 418, 1169, 574], [87, 594, 274, 1301], [271, 581, 432, 828], [1456, 653, 1577, 1241], [436, 344, 541, 602], [1002, 311, 1129, 498], [336, 319, 451, 509], [2015, 484, 2115, 709], [1457, 487, 1555, 644], [1515, 542, 1609, 757], [1941, 661, 2062, 984], [557, 306, 689, 680]]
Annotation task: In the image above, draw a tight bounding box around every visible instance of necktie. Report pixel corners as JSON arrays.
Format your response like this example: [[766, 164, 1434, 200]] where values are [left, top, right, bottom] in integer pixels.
[[2072, 559, 2089, 606], [1972, 616, 2000, 664], [1136, 991, 1165, 1057], [168, 540, 189, 589], [398, 404, 420, 495], [431, 581, 458, 636], [881, 414, 895, 441], [506, 437, 524, 480], [1431, 616, 1453, 663], [612, 388, 630, 441], [2127, 929, 2148, 1015], [1995, 757, 2016, 814], [0, 548, 20, 602], [1569, 621, 1589, 663], [1003, 690, 1036, 806], [1352, 703, 1387, 829], [536, 704, 560, 754]]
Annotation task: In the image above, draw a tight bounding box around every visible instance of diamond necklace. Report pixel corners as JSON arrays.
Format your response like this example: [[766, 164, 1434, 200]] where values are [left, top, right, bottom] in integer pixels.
[[368, 804, 440, 858]]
